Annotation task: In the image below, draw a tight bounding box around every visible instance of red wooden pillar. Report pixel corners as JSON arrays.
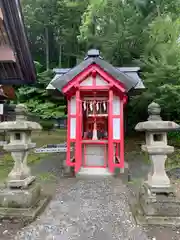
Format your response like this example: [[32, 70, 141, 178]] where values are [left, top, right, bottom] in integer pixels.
[[66, 98, 72, 166], [75, 90, 82, 173], [120, 98, 125, 168], [108, 89, 114, 173]]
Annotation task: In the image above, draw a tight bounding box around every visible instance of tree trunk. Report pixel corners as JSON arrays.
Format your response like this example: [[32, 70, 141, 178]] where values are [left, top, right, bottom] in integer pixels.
[[45, 27, 49, 70], [58, 44, 62, 67], [157, 5, 160, 17]]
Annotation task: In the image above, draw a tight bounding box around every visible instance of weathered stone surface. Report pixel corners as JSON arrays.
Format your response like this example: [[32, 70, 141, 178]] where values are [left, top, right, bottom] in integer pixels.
[[140, 184, 180, 216], [0, 104, 42, 187], [6, 176, 36, 189], [0, 196, 50, 222], [130, 184, 180, 226], [135, 102, 180, 191], [0, 104, 48, 223], [0, 182, 41, 208], [133, 102, 180, 226]]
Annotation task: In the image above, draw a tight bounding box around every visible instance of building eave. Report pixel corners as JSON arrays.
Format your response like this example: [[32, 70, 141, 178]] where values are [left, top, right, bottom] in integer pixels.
[[47, 50, 145, 93], [0, 0, 36, 84]]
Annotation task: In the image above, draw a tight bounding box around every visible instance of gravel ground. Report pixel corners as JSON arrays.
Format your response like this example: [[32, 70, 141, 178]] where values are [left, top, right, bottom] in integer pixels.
[[31, 153, 66, 176], [13, 178, 148, 240], [1, 151, 180, 240]]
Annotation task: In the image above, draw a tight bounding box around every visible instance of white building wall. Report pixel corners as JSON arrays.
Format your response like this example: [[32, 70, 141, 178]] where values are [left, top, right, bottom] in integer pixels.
[[112, 94, 121, 140], [112, 95, 120, 115], [96, 75, 108, 86], [80, 76, 93, 86], [70, 96, 76, 114], [70, 118, 76, 139], [113, 118, 120, 140]]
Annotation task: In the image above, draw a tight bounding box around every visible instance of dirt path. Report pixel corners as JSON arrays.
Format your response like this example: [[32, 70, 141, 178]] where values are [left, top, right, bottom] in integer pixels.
[[13, 178, 147, 240]]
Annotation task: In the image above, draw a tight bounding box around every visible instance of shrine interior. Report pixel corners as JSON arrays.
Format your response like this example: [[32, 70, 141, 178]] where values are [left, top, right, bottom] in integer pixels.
[[81, 92, 108, 140]]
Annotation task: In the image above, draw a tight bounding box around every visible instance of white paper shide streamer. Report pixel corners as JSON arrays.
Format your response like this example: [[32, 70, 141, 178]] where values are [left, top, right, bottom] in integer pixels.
[[83, 101, 86, 111], [96, 101, 99, 111], [103, 101, 106, 111], [89, 101, 93, 111]]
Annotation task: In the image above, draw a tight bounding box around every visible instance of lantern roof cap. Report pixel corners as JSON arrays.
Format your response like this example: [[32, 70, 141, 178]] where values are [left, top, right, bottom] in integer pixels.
[[135, 102, 180, 132], [0, 104, 42, 131]]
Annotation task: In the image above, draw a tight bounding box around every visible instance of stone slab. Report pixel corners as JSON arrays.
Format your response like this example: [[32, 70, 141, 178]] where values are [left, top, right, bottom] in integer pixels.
[[0, 195, 50, 223], [141, 145, 174, 154], [0, 182, 41, 208], [6, 176, 36, 189], [144, 182, 174, 194], [76, 167, 114, 179], [132, 204, 180, 227], [130, 184, 180, 227], [140, 193, 180, 217]]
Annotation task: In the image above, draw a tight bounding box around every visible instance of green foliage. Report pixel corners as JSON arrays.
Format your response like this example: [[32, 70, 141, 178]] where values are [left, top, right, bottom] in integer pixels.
[[166, 150, 180, 170], [16, 69, 66, 119], [168, 131, 180, 147], [40, 120, 54, 131], [140, 16, 180, 120], [20, 0, 180, 133], [21, 0, 88, 68]]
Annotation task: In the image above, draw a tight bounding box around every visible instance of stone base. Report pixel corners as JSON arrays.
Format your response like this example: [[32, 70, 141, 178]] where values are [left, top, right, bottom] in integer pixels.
[[0, 196, 50, 223], [130, 183, 180, 226], [0, 182, 50, 222], [6, 176, 36, 189], [76, 167, 114, 179], [0, 182, 41, 208]]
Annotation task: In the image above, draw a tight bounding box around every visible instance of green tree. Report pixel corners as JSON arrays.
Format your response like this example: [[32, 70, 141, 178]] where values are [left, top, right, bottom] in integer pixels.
[[21, 0, 88, 68], [140, 15, 180, 119], [20, 0, 180, 131], [16, 66, 66, 119]]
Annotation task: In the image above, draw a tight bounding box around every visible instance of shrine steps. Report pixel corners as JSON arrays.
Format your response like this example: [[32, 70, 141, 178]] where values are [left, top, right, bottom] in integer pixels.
[[76, 167, 114, 179]]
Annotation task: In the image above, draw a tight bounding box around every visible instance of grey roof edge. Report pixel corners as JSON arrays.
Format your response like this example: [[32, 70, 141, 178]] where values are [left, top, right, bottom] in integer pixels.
[[48, 68, 144, 91], [51, 58, 94, 90], [48, 50, 144, 92], [49, 63, 144, 91], [94, 58, 137, 91], [53, 68, 71, 74], [53, 67, 141, 75]]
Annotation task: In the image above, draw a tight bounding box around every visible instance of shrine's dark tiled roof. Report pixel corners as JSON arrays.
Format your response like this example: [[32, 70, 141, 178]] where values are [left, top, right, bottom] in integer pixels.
[[48, 49, 145, 93], [0, 0, 36, 85]]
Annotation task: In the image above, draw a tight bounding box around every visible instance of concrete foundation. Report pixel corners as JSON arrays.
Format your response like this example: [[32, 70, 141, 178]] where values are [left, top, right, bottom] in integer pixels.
[[76, 167, 114, 178]]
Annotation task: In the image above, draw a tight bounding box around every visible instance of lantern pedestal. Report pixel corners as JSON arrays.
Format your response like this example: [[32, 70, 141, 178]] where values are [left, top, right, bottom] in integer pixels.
[[0, 183, 49, 222], [0, 182, 40, 208], [142, 145, 174, 190], [132, 183, 180, 226]]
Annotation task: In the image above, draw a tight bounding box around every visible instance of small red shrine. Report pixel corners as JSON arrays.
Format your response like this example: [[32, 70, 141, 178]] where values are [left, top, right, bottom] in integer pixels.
[[48, 49, 145, 176]]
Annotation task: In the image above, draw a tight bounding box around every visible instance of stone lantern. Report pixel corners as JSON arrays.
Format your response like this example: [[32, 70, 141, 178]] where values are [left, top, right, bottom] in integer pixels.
[[0, 104, 49, 221], [134, 102, 180, 225], [2, 104, 41, 188]]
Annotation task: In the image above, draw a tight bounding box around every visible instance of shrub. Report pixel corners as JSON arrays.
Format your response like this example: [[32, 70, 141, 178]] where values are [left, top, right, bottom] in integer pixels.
[[39, 120, 54, 133]]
